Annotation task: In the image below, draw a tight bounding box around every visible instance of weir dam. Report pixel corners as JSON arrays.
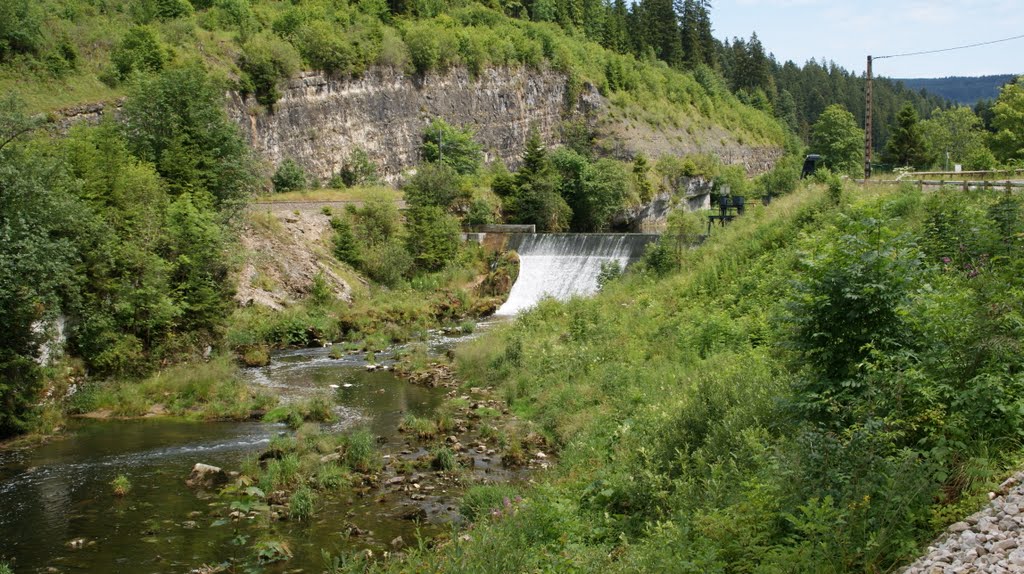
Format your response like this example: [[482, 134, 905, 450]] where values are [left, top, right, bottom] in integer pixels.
[[487, 233, 660, 316]]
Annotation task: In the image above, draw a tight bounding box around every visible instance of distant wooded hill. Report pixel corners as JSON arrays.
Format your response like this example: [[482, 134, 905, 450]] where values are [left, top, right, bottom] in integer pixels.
[[896, 75, 1018, 105]]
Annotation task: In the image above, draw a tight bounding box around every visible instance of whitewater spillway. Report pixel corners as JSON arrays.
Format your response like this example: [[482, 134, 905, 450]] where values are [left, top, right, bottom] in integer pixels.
[[495, 233, 659, 316]]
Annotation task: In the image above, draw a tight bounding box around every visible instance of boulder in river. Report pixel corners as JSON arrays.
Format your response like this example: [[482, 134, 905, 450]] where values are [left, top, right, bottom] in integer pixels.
[[186, 463, 228, 489]]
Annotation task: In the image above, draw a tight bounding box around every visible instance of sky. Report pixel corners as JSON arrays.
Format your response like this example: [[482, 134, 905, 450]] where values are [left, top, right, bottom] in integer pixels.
[[711, 0, 1024, 78]]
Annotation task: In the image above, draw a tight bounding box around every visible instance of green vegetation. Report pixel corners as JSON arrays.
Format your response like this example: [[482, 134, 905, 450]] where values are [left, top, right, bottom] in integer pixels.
[[882, 103, 929, 169], [1, 69, 254, 436], [111, 474, 132, 497], [67, 356, 275, 420], [272, 159, 307, 193], [314, 182, 1024, 572], [229, 425, 380, 520], [810, 104, 864, 176]]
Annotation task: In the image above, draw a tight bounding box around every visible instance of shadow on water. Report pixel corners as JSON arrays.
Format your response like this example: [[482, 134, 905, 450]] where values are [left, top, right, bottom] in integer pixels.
[[0, 347, 457, 573]]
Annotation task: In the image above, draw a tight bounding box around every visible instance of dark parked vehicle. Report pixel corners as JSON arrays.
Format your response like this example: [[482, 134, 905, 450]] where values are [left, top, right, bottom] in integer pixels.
[[801, 154, 822, 179]]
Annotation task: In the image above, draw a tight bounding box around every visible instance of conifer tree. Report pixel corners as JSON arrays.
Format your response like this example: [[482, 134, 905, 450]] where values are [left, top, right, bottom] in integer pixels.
[[882, 103, 929, 168]]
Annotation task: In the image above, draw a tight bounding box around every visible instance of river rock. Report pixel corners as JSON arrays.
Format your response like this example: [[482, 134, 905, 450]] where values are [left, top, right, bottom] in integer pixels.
[[186, 463, 228, 489], [397, 505, 427, 521]]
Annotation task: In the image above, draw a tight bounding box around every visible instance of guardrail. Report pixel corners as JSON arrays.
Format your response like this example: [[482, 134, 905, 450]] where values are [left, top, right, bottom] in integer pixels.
[[867, 180, 1024, 190]]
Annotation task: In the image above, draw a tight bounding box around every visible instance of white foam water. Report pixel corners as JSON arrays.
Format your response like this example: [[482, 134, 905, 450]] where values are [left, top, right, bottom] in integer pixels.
[[495, 233, 658, 316]]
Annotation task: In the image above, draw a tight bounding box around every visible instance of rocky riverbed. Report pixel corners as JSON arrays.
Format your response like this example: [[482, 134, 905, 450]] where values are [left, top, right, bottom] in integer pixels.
[[902, 471, 1024, 573]]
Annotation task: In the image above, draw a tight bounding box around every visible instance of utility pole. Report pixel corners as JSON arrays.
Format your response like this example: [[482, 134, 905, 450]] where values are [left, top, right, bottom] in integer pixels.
[[864, 55, 873, 180]]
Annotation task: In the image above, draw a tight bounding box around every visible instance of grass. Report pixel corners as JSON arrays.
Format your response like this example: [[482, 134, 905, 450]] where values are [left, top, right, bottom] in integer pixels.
[[255, 186, 403, 204], [340, 181, 1024, 572], [400, 414, 438, 439], [67, 355, 276, 420], [111, 474, 132, 497], [229, 424, 380, 520]]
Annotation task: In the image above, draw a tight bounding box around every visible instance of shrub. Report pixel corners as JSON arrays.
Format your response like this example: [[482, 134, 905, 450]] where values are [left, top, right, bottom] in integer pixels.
[[272, 159, 307, 193], [293, 20, 356, 75], [0, 0, 42, 61], [405, 206, 462, 272], [155, 0, 194, 20], [337, 148, 379, 187], [421, 118, 484, 176], [110, 26, 167, 81], [330, 217, 363, 267], [403, 162, 467, 210], [362, 240, 413, 287], [239, 33, 302, 107], [404, 23, 440, 74]]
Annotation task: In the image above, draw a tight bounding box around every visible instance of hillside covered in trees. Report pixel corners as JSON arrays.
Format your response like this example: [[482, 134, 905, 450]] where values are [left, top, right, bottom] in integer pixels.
[[899, 74, 1018, 105]]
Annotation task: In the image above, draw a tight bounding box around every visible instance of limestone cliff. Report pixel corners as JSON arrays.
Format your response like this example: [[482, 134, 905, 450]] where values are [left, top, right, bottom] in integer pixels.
[[226, 66, 782, 183]]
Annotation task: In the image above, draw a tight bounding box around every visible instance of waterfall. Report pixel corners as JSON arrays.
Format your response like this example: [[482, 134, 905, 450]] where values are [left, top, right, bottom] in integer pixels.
[[495, 233, 659, 316]]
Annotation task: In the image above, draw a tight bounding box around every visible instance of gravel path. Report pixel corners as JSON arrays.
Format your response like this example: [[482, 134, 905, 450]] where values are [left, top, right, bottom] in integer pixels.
[[902, 471, 1024, 573]]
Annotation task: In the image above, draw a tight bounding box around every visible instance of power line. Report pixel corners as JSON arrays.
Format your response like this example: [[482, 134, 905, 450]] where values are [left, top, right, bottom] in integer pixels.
[[875, 33, 1024, 60]]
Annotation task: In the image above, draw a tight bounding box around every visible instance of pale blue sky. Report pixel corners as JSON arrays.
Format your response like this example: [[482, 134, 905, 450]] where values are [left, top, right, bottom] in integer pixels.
[[711, 0, 1024, 78]]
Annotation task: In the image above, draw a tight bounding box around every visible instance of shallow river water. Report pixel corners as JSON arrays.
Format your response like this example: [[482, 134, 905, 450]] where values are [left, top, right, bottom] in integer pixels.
[[0, 347, 452, 573]]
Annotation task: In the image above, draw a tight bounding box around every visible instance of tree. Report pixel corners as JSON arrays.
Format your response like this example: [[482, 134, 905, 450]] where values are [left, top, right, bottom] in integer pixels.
[[811, 104, 864, 176], [881, 103, 929, 169], [110, 27, 167, 81], [990, 77, 1024, 164], [502, 128, 572, 231], [403, 162, 468, 211], [239, 33, 301, 107], [122, 63, 258, 207], [421, 118, 483, 175], [405, 206, 462, 272], [920, 106, 995, 170], [0, 0, 41, 62], [0, 98, 80, 436]]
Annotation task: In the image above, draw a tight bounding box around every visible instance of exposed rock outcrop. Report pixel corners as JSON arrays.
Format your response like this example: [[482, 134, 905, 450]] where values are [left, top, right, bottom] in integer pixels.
[[227, 67, 594, 183], [52, 67, 782, 184], [236, 203, 353, 310], [226, 66, 782, 183]]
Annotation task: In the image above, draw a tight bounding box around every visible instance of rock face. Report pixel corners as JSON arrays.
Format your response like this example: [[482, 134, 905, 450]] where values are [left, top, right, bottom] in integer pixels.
[[902, 470, 1024, 573], [613, 177, 716, 232], [227, 66, 595, 183], [236, 203, 354, 310], [186, 463, 228, 489], [54, 67, 782, 182], [226, 66, 782, 183]]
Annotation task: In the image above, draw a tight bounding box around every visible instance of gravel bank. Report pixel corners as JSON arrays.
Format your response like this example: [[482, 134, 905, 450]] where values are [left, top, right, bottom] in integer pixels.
[[902, 471, 1024, 573]]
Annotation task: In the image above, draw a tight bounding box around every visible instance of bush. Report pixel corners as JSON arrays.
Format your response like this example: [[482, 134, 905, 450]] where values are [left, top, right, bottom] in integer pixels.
[[403, 162, 466, 210], [421, 118, 484, 176], [404, 23, 440, 74], [272, 159, 307, 193], [0, 0, 42, 61], [362, 239, 413, 287], [337, 148, 379, 187], [330, 217, 363, 267], [239, 33, 301, 107], [403, 204, 460, 272], [110, 26, 167, 81]]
